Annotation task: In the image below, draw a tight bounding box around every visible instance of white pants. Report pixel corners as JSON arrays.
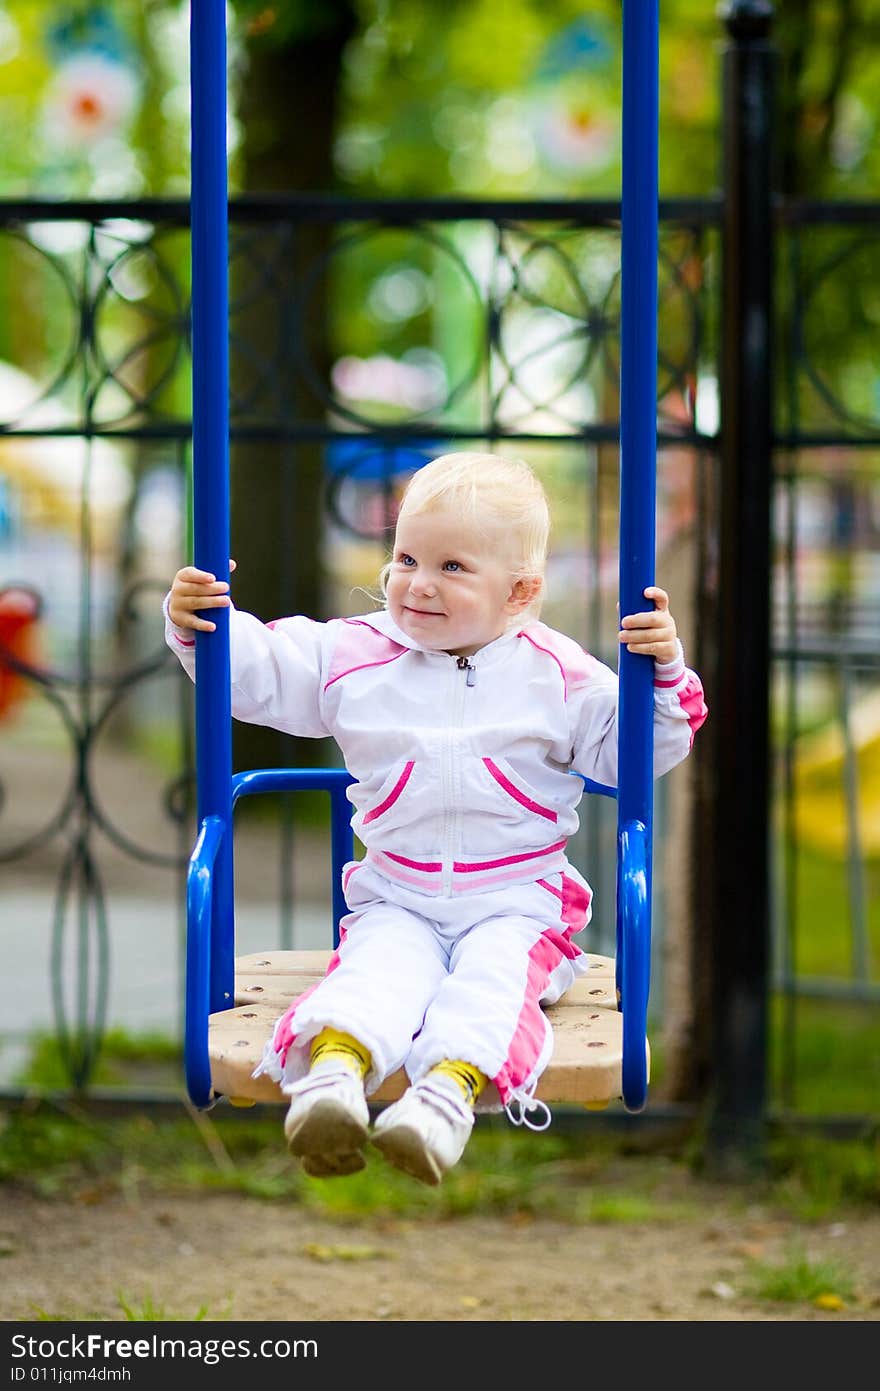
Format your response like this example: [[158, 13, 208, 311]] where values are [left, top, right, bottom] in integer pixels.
[[254, 859, 594, 1112]]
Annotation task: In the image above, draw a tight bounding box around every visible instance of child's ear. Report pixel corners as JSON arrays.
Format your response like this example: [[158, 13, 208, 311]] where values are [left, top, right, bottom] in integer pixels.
[[507, 576, 542, 614]]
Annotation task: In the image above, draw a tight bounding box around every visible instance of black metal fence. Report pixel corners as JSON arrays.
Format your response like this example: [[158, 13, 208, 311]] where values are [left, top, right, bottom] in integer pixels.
[[771, 198, 880, 1120], [0, 195, 714, 1088]]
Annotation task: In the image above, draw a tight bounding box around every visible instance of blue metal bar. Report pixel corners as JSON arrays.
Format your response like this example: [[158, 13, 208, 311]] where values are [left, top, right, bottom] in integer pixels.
[[232, 769, 356, 945], [580, 776, 616, 800], [185, 814, 225, 1108], [618, 820, 651, 1107], [190, 1, 234, 1025], [617, 0, 659, 1111]]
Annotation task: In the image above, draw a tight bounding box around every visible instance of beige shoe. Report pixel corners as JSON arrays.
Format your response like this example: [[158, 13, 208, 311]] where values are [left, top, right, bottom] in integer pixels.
[[371, 1076, 474, 1186], [284, 1065, 369, 1177]]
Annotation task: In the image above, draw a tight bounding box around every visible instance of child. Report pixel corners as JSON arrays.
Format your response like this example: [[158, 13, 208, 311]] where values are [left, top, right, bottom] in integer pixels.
[[165, 452, 707, 1186]]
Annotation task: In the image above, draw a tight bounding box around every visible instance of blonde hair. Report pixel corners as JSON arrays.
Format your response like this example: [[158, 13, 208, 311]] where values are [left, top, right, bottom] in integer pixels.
[[380, 451, 550, 620]]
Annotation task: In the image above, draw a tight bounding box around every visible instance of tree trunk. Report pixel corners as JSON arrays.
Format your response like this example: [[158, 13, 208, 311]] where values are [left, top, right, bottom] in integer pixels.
[[230, 9, 357, 776]]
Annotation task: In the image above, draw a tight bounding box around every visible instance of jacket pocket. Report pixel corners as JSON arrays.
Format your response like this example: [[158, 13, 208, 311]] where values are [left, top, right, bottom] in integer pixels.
[[480, 756, 559, 824], [361, 759, 416, 825]]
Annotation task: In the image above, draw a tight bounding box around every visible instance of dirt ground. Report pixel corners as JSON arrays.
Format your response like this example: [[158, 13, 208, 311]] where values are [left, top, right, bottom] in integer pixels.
[[2, 1175, 879, 1323]]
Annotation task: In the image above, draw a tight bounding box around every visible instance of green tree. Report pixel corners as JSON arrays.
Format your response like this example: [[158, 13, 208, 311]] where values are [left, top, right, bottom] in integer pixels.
[[774, 0, 880, 197]]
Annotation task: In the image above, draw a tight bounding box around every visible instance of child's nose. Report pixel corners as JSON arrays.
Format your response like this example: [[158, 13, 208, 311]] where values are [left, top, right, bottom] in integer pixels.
[[410, 572, 437, 596]]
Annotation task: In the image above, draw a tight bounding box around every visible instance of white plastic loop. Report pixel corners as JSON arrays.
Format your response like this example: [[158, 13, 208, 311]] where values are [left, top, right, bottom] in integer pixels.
[[504, 1087, 552, 1132]]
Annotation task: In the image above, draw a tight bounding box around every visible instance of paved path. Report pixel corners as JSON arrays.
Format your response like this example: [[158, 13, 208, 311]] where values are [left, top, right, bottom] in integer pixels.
[[1, 885, 332, 1086], [1, 734, 343, 1082]]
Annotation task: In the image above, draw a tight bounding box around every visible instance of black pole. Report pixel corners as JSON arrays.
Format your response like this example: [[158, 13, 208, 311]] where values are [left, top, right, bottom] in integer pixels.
[[710, 1, 777, 1170]]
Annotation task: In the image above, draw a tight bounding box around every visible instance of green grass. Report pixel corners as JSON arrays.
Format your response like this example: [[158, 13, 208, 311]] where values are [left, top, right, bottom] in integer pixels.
[[29, 1294, 221, 1321], [770, 997, 880, 1116], [572, 1190, 694, 1224], [745, 1249, 856, 1308], [116, 1293, 219, 1321], [766, 1130, 880, 1219], [779, 843, 880, 979], [16, 1029, 183, 1092], [1, 1104, 877, 1223], [128, 723, 188, 781], [0, 1106, 609, 1214], [766, 837, 880, 1116]]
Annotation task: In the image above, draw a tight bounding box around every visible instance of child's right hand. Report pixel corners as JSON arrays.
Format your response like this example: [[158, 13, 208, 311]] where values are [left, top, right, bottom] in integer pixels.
[[167, 560, 236, 632]]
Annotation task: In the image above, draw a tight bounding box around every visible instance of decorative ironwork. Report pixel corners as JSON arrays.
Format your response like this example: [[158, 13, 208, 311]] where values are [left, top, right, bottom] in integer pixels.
[[779, 206, 880, 442], [0, 196, 714, 1093], [0, 200, 713, 441], [2, 193, 876, 1115]]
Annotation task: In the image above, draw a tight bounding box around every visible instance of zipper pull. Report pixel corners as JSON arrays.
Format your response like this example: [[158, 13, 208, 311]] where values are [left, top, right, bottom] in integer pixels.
[[456, 655, 476, 687]]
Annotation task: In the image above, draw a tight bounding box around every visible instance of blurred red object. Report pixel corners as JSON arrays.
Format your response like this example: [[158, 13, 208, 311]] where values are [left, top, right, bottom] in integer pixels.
[[0, 586, 41, 720]]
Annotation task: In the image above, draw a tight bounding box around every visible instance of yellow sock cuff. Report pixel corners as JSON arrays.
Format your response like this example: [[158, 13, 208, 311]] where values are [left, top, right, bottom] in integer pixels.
[[310, 1027, 371, 1079], [430, 1059, 488, 1107]]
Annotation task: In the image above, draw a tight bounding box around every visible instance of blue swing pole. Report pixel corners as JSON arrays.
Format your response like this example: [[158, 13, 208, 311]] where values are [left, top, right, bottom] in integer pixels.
[[617, 0, 659, 1111], [186, 0, 234, 1108]]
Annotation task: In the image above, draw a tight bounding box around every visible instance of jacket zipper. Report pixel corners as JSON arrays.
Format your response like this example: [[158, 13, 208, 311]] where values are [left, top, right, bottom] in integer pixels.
[[456, 655, 476, 686], [441, 656, 475, 892]]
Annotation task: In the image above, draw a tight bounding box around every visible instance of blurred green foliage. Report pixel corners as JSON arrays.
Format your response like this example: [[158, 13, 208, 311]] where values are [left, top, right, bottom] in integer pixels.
[[2, 1, 880, 199]]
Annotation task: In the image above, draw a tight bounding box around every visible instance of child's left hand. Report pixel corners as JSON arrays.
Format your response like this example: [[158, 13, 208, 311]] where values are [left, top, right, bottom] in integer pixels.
[[618, 587, 679, 664]]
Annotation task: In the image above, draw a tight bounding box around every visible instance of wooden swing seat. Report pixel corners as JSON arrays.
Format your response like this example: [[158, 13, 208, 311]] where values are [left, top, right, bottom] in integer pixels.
[[208, 948, 648, 1108]]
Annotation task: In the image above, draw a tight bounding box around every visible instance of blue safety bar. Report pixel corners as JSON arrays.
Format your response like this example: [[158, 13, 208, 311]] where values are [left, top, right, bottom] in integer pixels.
[[616, 0, 659, 1111], [185, 0, 658, 1113], [186, 767, 355, 1109], [186, 0, 233, 1110]]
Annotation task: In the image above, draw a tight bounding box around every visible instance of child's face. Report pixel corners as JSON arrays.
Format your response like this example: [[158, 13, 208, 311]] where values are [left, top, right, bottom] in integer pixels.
[[387, 507, 525, 656]]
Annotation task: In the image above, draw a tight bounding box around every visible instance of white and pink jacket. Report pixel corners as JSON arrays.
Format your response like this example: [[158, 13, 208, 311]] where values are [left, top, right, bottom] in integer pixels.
[[165, 602, 707, 898]]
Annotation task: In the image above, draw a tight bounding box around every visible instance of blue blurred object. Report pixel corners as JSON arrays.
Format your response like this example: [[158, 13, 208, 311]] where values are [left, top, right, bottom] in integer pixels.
[[46, 4, 135, 65], [325, 436, 442, 484], [534, 17, 612, 81]]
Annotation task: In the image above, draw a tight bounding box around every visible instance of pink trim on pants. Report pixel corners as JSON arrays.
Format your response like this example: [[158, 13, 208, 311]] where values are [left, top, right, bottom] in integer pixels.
[[272, 936, 345, 1070], [493, 934, 563, 1103]]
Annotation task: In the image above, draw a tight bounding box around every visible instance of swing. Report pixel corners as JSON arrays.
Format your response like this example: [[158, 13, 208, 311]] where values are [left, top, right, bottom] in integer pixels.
[[184, 0, 658, 1117]]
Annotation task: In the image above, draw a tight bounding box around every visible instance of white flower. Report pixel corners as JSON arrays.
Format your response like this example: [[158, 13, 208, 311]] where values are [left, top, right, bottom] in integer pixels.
[[532, 90, 617, 173], [331, 353, 446, 412], [42, 53, 140, 152]]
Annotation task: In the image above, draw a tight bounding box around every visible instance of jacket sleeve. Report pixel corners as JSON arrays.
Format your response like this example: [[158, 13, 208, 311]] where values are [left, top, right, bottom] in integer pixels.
[[163, 594, 330, 738], [568, 640, 707, 788]]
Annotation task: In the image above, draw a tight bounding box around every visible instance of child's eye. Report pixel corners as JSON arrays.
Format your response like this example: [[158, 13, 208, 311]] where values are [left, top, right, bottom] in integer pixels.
[[443, 560, 462, 573], [397, 554, 416, 567]]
